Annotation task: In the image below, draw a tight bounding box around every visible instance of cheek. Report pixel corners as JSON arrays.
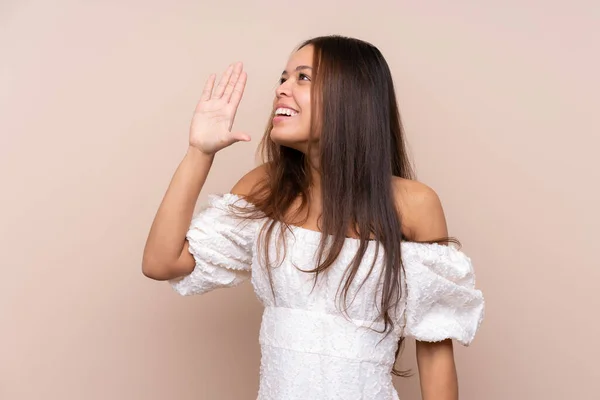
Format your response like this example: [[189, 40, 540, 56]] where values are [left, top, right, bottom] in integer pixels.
[[299, 92, 311, 114], [298, 95, 311, 125]]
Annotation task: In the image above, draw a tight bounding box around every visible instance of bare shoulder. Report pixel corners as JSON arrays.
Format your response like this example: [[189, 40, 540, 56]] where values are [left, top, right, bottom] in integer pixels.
[[231, 163, 269, 196], [392, 177, 448, 241]]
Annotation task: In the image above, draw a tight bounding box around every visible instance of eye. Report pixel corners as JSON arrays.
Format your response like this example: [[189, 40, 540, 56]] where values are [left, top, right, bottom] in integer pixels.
[[279, 77, 287, 84], [299, 73, 311, 81]]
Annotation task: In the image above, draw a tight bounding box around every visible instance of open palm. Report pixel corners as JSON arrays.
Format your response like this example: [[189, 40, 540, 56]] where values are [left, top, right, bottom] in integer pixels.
[[189, 62, 249, 155]]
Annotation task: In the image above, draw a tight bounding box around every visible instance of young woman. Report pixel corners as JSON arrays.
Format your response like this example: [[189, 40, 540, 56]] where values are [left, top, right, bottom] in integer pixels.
[[142, 35, 485, 400]]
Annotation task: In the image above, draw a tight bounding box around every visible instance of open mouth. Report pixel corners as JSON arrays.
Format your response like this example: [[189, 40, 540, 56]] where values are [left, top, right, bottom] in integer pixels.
[[274, 107, 299, 117]]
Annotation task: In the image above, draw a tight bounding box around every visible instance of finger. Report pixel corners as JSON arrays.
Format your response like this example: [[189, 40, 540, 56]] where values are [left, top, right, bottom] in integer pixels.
[[229, 71, 247, 108], [212, 63, 234, 99], [223, 62, 243, 102], [199, 73, 216, 103]]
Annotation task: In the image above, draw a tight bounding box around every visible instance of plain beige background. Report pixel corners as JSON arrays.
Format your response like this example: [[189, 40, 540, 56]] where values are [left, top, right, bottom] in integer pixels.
[[1, 1, 599, 399]]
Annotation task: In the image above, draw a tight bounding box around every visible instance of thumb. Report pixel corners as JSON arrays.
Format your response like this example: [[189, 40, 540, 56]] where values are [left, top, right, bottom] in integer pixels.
[[230, 132, 252, 142]]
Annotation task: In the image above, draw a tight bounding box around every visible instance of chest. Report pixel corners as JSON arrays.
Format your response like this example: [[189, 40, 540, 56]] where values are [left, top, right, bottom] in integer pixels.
[[249, 223, 388, 320]]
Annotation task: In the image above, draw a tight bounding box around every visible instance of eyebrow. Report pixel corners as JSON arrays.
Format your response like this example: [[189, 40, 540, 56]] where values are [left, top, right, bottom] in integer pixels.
[[281, 65, 313, 75]]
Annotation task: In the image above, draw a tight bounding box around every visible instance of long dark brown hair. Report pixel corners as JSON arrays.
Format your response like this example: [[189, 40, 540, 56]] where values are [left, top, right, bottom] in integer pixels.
[[236, 35, 454, 376]]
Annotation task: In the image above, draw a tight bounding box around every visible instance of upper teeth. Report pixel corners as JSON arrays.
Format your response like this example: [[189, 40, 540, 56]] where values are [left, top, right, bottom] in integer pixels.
[[275, 107, 298, 116]]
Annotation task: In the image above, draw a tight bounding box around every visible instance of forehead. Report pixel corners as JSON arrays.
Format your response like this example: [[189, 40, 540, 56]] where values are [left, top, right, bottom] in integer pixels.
[[283, 45, 314, 72]]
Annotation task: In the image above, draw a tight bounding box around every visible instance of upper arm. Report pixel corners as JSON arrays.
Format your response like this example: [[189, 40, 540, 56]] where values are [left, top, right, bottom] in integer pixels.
[[393, 178, 448, 242], [398, 181, 458, 388], [164, 164, 269, 281], [416, 339, 458, 398]]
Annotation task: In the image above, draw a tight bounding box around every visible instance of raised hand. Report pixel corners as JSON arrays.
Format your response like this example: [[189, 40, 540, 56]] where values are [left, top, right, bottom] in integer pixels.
[[189, 62, 249, 155]]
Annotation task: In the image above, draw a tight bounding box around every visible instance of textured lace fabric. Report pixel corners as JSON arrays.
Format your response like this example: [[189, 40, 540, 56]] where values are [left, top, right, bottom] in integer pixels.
[[170, 194, 485, 400]]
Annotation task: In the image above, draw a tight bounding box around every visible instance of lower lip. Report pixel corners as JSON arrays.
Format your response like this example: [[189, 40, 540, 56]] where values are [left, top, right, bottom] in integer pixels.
[[273, 115, 296, 123]]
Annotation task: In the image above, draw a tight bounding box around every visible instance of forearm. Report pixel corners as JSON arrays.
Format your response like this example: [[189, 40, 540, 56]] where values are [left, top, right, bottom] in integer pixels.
[[142, 146, 214, 279], [417, 340, 459, 400]]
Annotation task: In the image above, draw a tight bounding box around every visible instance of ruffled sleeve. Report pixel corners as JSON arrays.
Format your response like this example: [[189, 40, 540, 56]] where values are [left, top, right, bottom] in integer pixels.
[[170, 194, 259, 296], [402, 242, 485, 346]]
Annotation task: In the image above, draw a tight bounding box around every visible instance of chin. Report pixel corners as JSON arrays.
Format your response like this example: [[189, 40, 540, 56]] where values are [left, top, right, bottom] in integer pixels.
[[269, 129, 309, 152]]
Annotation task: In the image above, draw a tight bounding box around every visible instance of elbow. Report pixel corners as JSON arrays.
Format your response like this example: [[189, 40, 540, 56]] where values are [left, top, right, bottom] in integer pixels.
[[141, 255, 175, 281], [141, 262, 168, 281], [141, 252, 193, 281]]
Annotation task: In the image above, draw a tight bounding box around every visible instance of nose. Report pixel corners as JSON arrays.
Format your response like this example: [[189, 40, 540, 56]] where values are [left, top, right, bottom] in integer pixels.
[[276, 79, 292, 98]]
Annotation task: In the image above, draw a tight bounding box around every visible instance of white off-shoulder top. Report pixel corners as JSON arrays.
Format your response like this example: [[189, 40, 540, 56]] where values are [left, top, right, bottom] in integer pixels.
[[170, 194, 485, 400]]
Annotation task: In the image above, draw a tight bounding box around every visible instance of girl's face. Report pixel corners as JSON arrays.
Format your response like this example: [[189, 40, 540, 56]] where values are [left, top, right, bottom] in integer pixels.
[[270, 45, 315, 152]]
